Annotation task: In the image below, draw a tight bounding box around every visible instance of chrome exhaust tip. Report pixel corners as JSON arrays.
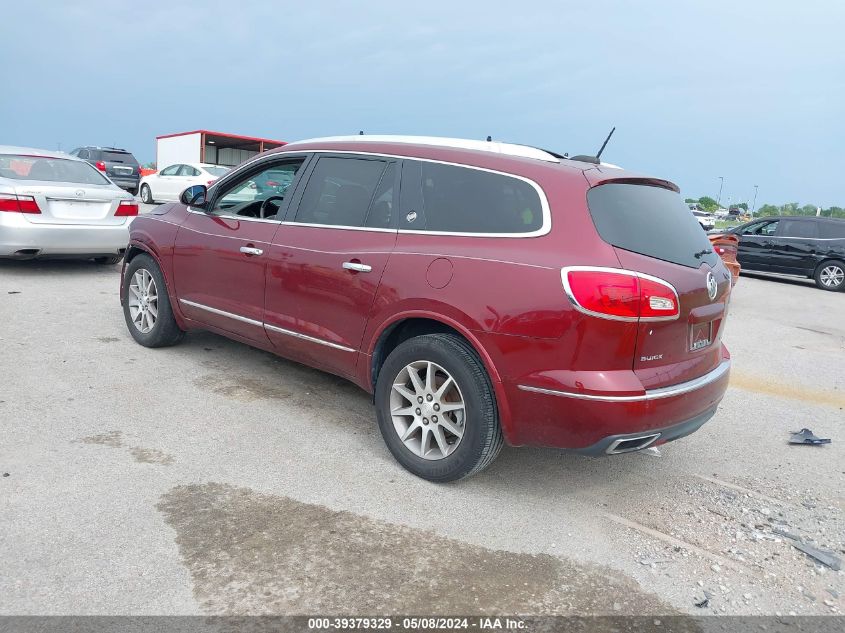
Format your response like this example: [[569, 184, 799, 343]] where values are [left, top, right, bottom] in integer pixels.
[[606, 433, 661, 455]]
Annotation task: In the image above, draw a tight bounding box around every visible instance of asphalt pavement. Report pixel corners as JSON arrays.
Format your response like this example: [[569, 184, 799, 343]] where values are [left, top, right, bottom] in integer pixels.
[[1, 250, 843, 616]]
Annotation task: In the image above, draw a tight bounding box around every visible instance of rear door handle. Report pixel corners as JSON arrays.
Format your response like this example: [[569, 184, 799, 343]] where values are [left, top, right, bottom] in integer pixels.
[[342, 261, 372, 273], [240, 246, 263, 256]]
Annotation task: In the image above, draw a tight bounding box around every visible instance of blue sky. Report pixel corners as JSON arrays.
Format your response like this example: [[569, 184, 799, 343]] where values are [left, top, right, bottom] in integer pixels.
[[2, 1, 843, 207]]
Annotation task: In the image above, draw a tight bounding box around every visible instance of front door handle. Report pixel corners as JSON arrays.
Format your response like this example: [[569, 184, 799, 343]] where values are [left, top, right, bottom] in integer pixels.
[[342, 261, 372, 273], [240, 246, 263, 256]]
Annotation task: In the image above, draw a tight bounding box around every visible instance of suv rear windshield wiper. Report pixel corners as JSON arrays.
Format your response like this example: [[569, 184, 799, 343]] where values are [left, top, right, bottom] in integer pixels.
[[693, 248, 713, 259]]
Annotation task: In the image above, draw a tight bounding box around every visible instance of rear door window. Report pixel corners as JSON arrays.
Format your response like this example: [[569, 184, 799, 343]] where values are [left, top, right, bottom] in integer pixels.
[[818, 221, 845, 239], [412, 161, 543, 234], [587, 183, 718, 268], [779, 219, 818, 239], [293, 156, 388, 227]]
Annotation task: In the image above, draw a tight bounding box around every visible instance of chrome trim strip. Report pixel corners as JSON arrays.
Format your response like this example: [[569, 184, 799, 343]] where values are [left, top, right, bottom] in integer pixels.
[[280, 221, 396, 233], [179, 299, 263, 327], [264, 323, 355, 352], [202, 149, 552, 239], [308, 151, 552, 239], [517, 359, 731, 402], [46, 196, 115, 203], [179, 299, 355, 352]]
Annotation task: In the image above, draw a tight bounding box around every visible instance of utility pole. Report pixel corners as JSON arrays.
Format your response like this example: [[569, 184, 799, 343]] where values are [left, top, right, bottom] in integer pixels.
[[751, 185, 758, 215], [717, 176, 724, 206]]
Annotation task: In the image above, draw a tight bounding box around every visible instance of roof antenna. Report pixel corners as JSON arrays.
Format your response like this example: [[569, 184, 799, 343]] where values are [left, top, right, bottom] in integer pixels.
[[595, 126, 615, 161], [570, 126, 615, 164], [486, 135, 492, 142]]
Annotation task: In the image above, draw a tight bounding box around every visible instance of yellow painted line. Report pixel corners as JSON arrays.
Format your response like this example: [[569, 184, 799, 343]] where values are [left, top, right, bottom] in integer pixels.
[[729, 372, 845, 409]]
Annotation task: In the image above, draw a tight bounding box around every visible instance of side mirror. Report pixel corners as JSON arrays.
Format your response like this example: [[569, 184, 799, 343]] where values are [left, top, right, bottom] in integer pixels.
[[180, 184, 207, 207]]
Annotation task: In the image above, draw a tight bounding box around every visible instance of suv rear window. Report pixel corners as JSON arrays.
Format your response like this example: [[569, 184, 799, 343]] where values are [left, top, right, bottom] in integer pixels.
[[417, 162, 543, 234], [100, 151, 138, 165], [587, 183, 719, 268]]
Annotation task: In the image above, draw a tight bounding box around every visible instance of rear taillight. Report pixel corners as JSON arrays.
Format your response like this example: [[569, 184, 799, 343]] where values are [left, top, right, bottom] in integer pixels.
[[0, 193, 41, 214], [115, 200, 138, 216], [207, 179, 216, 185], [95, 161, 107, 171], [561, 267, 679, 322]]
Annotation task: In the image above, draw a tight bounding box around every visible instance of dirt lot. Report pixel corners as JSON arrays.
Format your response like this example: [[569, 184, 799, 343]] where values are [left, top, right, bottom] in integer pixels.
[[1, 247, 843, 616]]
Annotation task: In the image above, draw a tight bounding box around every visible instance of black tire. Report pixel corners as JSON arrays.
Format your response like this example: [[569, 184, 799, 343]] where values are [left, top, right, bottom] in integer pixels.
[[140, 184, 154, 204], [375, 333, 503, 482], [122, 253, 184, 347], [93, 255, 123, 265], [814, 260, 845, 292]]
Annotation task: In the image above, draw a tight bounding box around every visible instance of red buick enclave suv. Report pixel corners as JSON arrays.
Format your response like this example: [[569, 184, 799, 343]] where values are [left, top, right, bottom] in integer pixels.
[[120, 136, 731, 481]]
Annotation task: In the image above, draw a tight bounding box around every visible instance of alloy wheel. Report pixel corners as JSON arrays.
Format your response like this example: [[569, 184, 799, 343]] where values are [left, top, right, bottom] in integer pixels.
[[820, 265, 844, 288], [127, 268, 158, 333], [390, 360, 466, 460]]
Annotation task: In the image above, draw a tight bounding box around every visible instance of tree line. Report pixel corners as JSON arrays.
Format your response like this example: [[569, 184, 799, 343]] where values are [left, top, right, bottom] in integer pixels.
[[685, 197, 845, 219]]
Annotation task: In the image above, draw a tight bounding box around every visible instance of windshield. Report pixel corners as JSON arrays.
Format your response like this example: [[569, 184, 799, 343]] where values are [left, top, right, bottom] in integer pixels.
[[0, 154, 111, 185], [203, 166, 230, 177], [587, 183, 719, 268]]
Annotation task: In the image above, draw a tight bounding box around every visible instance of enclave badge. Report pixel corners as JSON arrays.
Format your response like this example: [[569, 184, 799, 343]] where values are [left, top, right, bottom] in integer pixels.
[[706, 271, 717, 300]]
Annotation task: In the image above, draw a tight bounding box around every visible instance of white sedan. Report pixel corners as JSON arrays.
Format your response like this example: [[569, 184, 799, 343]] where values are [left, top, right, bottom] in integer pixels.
[[0, 145, 136, 263], [139, 163, 230, 204]]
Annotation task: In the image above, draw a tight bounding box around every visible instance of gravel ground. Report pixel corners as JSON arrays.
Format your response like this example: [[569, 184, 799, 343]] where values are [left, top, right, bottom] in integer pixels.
[[0, 243, 843, 616]]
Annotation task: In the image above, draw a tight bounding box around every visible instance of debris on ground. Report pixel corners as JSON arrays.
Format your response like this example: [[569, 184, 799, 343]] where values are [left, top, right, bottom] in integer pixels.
[[694, 596, 710, 608], [789, 541, 842, 571], [789, 428, 831, 445]]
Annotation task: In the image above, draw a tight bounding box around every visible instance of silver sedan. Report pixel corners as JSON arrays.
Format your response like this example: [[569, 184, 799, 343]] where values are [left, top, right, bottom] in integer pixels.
[[0, 146, 137, 263]]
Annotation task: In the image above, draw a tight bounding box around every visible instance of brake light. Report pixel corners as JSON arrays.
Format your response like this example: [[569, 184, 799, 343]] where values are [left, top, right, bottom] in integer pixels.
[[561, 267, 679, 321], [115, 200, 138, 216], [95, 161, 107, 171], [0, 193, 41, 214]]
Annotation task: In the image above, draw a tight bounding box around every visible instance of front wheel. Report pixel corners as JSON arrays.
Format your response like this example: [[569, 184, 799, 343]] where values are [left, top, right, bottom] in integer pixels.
[[375, 333, 503, 482], [122, 253, 184, 347], [814, 260, 845, 291]]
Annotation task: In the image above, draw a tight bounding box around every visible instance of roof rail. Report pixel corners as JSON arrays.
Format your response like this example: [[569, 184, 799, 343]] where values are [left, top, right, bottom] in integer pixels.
[[284, 135, 562, 163]]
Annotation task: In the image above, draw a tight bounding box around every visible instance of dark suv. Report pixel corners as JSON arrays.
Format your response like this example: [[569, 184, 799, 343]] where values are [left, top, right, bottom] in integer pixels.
[[727, 216, 845, 291], [69, 146, 141, 195]]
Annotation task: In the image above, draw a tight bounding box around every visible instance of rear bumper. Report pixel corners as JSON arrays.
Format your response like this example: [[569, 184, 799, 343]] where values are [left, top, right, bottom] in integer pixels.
[[0, 213, 130, 257], [503, 349, 731, 449], [110, 176, 140, 191], [570, 404, 717, 456]]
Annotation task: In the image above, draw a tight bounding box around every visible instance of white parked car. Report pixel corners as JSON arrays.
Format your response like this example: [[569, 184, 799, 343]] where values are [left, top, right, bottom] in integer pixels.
[[692, 210, 716, 231], [0, 146, 136, 263], [139, 163, 229, 204]]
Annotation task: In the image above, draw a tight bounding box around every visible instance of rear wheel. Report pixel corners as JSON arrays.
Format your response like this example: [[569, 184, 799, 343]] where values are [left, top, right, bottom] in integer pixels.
[[374, 333, 503, 482], [814, 260, 845, 291], [140, 184, 154, 204], [122, 254, 184, 347]]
